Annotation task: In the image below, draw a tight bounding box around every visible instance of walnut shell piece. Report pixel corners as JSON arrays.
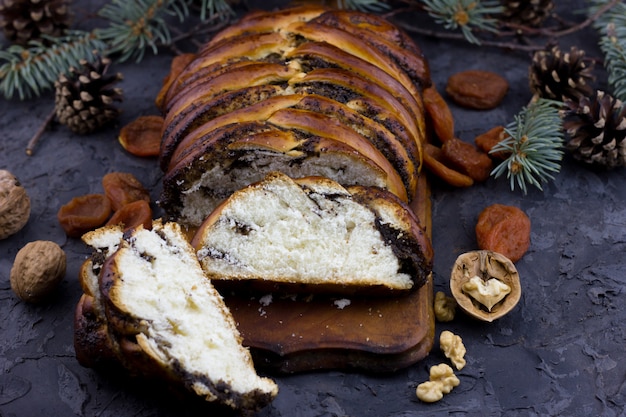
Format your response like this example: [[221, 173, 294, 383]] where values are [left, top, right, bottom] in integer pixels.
[[10, 240, 67, 303], [450, 250, 521, 322], [0, 170, 31, 240]]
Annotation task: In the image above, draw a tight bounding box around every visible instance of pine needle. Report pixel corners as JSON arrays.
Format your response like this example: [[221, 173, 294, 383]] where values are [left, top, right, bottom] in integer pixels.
[[490, 99, 565, 194], [421, 0, 503, 45], [589, 0, 626, 103], [197, 0, 236, 21], [335, 0, 389, 12], [0, 31, 106, 100], [95, 0, 189, 62]]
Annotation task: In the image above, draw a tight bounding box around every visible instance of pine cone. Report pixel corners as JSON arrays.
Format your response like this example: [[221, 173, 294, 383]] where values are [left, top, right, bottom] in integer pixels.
[[0, 0, 72, 46], [54, 56, 124, 135], [529, 45, 595, 103], [501, 0, 554, 27], [562, 90, 626, 169]]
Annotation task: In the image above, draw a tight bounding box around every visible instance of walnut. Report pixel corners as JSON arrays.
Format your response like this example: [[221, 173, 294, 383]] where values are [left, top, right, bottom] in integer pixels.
[[439, 330, 466, 370], [416, 363, 460, 403], [450, 250, 521, 322], [434, 291, 457, 322], [0, 170, 31, 240], [10, 241, 67, 303]]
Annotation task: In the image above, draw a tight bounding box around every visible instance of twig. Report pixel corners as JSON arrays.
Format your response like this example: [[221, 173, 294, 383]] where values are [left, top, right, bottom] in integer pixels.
[[170, 17, 232, 45], [393, 0, 620, 53], [501, 0, 620, 38], [394, 21, 544, 52], [26, 107, 56, 156]]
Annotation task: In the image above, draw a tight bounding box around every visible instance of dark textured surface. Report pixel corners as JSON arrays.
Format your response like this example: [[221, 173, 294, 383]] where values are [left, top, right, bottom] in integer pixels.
[[2, 2, 626, 416]]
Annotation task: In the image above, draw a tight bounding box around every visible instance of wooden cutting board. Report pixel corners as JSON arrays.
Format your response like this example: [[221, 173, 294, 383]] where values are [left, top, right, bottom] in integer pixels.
[[222, 174, 434, 373]]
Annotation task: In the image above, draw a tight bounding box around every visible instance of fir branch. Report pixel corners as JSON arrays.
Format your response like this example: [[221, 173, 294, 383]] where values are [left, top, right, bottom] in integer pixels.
[[0, 31, 105, 100], [420, 0, 503, 45], [490, 99, 565, 194], [589, 0, 626, 103], [95, 0, 189, 62], [196, 0, 235, 21], [336, 0, 390, 12]]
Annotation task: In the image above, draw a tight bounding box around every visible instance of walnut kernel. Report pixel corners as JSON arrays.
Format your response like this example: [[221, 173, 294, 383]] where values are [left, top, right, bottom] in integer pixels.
[[416, 363, 460, 403], [439, 330, 466, 370], [0, 170, 31, 240], [434, 291, 456, 322], [10, 240, 67, 303]]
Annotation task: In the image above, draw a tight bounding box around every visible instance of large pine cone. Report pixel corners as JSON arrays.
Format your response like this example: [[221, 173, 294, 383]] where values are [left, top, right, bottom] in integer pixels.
[[0, 0, 72, 45], [501, 0, 554, 27], [529, 45, 595, 103], [54, 55, 124, 135], [562, 90, 626, 169]]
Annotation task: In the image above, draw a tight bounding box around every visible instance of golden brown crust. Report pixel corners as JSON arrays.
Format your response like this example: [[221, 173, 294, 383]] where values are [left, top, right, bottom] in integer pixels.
[[286, 40, 425, 124], [155, 53, 197, 112], [206, 5, 327, 46], [289, 67, 422, 147], [167, 95, 305, 168], [165, 61, 299, 118], [74, 293, 119, 369], [165, 31, 289, 104], [266, 107, 408, 201], [166, 93, 417, 198], [157, 7, 439, 224], [310, 10, 431, 88]]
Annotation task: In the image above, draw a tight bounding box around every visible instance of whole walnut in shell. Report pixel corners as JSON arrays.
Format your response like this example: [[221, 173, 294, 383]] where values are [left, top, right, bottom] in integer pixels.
[[0, 170, 31, 239], [450, 250, 521, 322], [10, 241, 67, 303]]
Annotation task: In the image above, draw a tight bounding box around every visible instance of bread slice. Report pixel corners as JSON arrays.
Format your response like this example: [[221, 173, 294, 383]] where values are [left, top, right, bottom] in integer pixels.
[[161, 122, 406, 226], [190, 172, 432, 295], [75, 221, 278, 411]]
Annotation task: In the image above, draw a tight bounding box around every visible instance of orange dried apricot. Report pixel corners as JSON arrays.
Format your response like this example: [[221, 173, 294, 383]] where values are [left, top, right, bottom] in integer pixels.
[[102, 172, 150, 212], [441, 137, 493, 182], [475, 204, 531, 263], [423, 143, 474, 187], [118, 115, 163, 157], [58, 194, 111, 238], [106, 200, 152, 231], [446, 70, 509, 110], [423, 85, 455, 143], [474, 126, 510, 160]]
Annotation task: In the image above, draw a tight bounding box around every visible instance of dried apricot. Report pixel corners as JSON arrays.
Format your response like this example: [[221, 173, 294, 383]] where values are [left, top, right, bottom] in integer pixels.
[[106, 200, 152, 231], [474, 126, 510, 159], [118, 115, 163, 157], [475, 204, 531, 263], [423, 85, 455, 143], [58, 194, 111, 238], [102, 172, 150, 212], [423, 143, 474, 187], [441, 137, 493, 182], [446, 70, 509, 110]]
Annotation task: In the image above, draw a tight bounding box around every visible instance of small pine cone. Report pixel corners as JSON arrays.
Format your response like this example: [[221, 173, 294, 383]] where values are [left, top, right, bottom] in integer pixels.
[[54, 55, 124, 135], [529, 45, 595, 103], [501, 0, 554, 27], [0, 0, 72, 46], [562, 91, 626, 169]]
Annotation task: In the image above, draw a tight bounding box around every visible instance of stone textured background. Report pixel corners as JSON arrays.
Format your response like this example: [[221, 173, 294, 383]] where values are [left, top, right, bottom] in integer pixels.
[[1, 1, 625, 416]]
